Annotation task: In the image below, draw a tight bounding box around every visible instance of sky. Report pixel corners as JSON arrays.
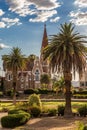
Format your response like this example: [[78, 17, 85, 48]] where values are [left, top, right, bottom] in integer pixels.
[[0, 0, 87, 70]]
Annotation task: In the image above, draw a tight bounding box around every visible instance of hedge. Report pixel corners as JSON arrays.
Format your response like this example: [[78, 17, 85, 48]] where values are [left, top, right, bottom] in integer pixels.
[[1, 110, 30, 128]]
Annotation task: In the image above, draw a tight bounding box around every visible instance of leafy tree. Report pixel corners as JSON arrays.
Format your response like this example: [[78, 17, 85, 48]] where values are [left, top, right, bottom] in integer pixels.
[[53, 77, 65, 94], [40, 74, 50, 88], [43, 23, 87, 117], [2, 47, 25, 105]]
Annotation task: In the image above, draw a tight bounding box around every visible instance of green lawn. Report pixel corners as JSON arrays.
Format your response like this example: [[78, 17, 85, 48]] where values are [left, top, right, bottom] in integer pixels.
[[0, 101, 87, 113], [0, 103, 15, 111], [42, 101, 87, 113]]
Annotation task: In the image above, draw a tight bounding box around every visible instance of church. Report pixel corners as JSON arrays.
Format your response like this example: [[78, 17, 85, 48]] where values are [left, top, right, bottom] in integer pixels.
[[3, 24, 50, 91], [2, 24, 87, 91]]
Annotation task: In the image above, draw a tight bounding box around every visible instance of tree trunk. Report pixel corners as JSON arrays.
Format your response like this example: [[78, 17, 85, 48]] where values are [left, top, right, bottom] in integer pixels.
[[13, 69, 17, 105], [13, 82, 16, 105], [64, 73, 73, 118]]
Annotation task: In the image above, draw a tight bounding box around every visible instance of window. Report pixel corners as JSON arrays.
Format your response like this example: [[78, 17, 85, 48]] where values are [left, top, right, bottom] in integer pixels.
[[35, 69, 40, 81]]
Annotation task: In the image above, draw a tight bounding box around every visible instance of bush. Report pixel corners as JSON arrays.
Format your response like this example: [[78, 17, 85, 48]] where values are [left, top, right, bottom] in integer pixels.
[[8, 109, 30, 121], [1, 114, 27, 128], [6, 89, 13, 97], [38, 89, 55, 94], [48, 109, 57, 116], [78, 105, 87, 117], [58, 105, 65, 116], [24, 89, 38, 94], [0, 91, 3, 97], [76, 121, 87, 130], [1, 109, 31, 128], [6, 90, 19, 97], [28, 94, 41, 107], [29, 106, 41, 117]]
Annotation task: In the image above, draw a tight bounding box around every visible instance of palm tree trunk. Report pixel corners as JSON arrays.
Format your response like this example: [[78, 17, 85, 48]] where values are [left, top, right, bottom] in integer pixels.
[[13, 81, 16, 105], [64, 72, 73, 118], [13, 69, 17, 105]]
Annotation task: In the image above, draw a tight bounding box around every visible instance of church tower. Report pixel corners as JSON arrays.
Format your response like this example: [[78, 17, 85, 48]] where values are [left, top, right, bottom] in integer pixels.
[[40, 24, 49, 74]]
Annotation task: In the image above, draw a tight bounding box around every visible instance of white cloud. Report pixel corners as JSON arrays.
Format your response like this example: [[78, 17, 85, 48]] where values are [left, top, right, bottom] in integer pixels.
[[6, 0, 60, 22], [0, 22, 6, 28], [74, 0, 87, 8], [29, 0, 60, 10], [29, 10, 57, 22], [50, 17, 60, 22], [0, 9, 5, 16], [1, 17, 22, 28], [0, 43, 11, 49], [70, 11, 87, 26]]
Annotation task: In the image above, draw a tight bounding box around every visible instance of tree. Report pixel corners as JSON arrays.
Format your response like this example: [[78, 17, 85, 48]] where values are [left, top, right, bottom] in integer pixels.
[[53, 77, 65, 94], [40, 74, 50, 88], [2, 47, 25, 105], [27, 54, 36, 88], [43, 23, 87, 117]]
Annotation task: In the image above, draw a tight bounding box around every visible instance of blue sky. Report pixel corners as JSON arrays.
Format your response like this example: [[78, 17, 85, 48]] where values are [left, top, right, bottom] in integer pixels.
[[0, 0, 87, 69]]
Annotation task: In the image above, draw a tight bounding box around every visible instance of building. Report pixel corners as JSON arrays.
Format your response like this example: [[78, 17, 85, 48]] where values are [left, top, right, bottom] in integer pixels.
[[3, 24, 87, 91], [3, 24, 50, 92]]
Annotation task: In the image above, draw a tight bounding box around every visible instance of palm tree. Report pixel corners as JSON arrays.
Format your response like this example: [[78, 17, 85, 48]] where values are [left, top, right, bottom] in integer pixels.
[[27, 54, 36, 88], [53, 77, 65, 95], [43, 23, 87, 117], [2, 47, 25, 105]]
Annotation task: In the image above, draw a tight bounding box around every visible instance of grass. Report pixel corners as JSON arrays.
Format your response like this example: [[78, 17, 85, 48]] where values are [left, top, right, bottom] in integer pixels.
[[42, 101, 87, 113], [0, 101, 87, 113], [0, 103, 15, 111]]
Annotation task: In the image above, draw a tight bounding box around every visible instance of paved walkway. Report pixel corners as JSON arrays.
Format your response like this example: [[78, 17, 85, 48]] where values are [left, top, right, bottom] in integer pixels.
[[1, 98, 87, 102], [0, 112, 87, 130]]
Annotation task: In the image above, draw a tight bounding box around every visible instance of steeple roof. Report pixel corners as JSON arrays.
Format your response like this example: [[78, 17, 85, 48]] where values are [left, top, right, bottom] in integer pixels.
[[41, 24, 48, 49]]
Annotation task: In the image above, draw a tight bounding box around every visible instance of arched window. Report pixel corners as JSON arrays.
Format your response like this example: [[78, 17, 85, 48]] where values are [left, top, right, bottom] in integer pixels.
[[35, 69, 40, 81]]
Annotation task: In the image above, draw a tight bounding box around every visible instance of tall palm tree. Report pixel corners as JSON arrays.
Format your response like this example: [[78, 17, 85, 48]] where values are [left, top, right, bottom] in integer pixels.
[[27, 54, 36, 88], [2, 47, 25, 105], [43, 23, 87, 117]]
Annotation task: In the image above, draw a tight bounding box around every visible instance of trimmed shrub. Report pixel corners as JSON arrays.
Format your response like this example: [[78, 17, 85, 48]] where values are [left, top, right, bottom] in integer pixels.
[[58, 105, 65, 116], [48, 109, 57, 116], [38, 88, 55, 94], [24, 89, 38, 94], [1, 114, 27, 128], [1, 109, 31, 128], [78, 105, 87, 117], [29, 106, 41, 117], [8, 109, 30, 121], [28, 94, 41, 107]]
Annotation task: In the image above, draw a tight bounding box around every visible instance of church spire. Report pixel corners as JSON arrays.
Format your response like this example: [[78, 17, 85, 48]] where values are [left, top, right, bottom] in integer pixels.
[[41, 24, 48, 50]]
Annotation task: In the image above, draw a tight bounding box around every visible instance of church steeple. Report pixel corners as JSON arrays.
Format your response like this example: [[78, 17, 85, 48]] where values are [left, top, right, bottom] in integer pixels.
[[41, 24, 48, 50], [40, 24, 49, 74]]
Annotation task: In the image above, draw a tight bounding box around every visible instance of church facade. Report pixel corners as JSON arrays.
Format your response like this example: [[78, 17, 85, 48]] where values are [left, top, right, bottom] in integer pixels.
[[3, 25, 50, 91]]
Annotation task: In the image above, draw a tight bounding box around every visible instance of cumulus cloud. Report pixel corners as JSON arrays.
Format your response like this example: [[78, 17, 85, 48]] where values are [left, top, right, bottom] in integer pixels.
[[0, 43, 11, 49], [6, 0, 60, 22], [74, 0, 87, 8], [0, 17, 22, 28], [69, 10, 87, 26], [0, 9, 5, 16], [29, 10, 57, 22], [50, 16, 60, 22], [29, 0, 60, 10], [0, 22, 6, 28]]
